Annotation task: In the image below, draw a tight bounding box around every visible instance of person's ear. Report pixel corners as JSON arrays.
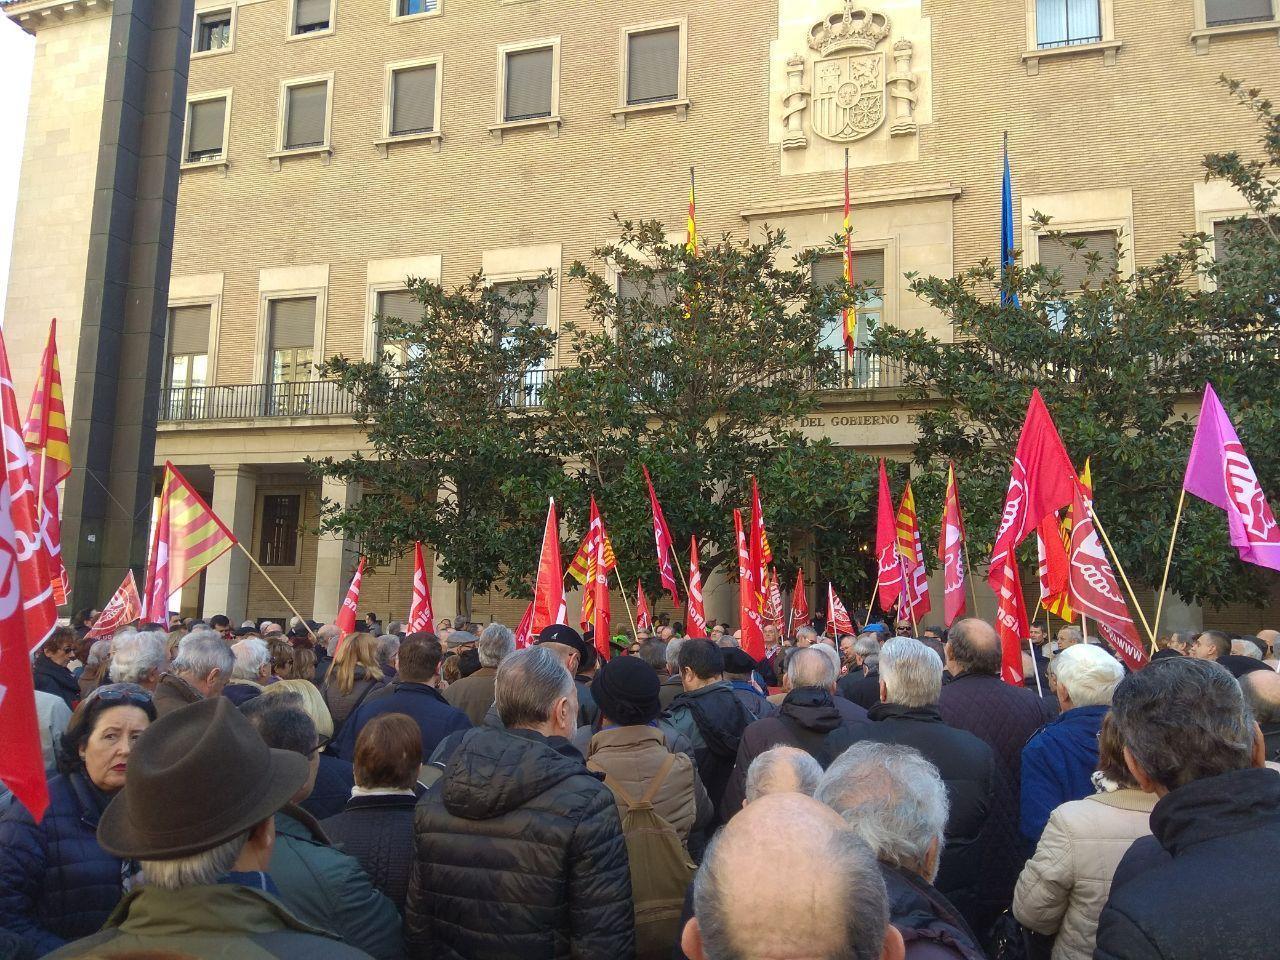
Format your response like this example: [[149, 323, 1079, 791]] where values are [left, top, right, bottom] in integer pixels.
[[1251, 722, 1267, 769], [568, 652, 580, 675], [878, 678, 888, 704], [923, 835, 941, 881], [681, 918, 707, 960], [1123, 746, 1160, 794], [881, 923, 906, 960]]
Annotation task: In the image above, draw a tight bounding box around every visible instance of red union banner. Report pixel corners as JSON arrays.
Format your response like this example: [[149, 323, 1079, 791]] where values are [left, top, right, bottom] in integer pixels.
[[408, 542, 434, 634], [88, 570, 143, 640]]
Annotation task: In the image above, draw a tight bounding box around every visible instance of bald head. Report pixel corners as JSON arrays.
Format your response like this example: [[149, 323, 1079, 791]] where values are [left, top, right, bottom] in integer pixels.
[[684, 794, 896, 960], [1242, 669, 1280, 727], [946, 619, 1001, 676], [1257, 630, 1279, 657]]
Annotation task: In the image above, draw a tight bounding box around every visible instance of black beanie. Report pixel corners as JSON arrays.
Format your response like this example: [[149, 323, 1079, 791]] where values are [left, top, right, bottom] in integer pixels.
[[591, 656, 662, 726]]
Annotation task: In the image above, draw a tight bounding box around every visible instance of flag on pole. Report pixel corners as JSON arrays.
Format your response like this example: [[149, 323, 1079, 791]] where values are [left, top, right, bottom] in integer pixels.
[[939, 462, 968, 627], [23, 318, 72, 487], [575, 497, 618, 633], [686, 536, 707, 638], [1001, 136, 1020, 309], [33, 483, 68, 606], [589, 501, 613, 662], [514, 601, 535, 649], [143, 462, 237, 626], [635, 581, 652, 631], [766, 568, 785, 631], [842, 147, 857, 353], [408, 542, 435, 634], [895, 482, 931, 621], [643, 465, 680, 603], [875, 460, 904, 612], [335, 556, 365, 638], [993, 555, 1030, 685], [789, 567, 811, 632], [735, 508, 766, 660], [828, 582, 855, 637], [87, 570, 143, 639], [749, 477, 772, 617], [1036, 513, 1071, 616], [1183, 383, 1280, 572], [686, 166, 697, 254], [988, 389, 1077, 589], [530, 498, 566, 634]]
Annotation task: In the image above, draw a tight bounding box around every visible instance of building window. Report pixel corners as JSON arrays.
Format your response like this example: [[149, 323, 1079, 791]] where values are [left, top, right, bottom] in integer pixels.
[[375, 289, 425, 366], [394, 0, 438, 18], [625, 25, 680, 105], [184, 96, 228, 163], [1035, 0, 1102, 48], [1205, 0, 1275, 26], [493, 280, 550, 406], [1037, 230, 1119, 292], [503, 45, 554, 122], [811, 252, 885, 387], [282, 80, 330, 151], [258, 494, 301, 567], [166, 305, 210, 417], [268, 297, 316, 414], [389, 63, 439, 137], [195, 9, 232, 52], [291, 0, 332, 35]]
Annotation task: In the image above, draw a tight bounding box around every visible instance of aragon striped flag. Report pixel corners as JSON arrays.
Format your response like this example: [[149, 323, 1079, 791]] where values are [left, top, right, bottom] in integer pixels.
[[23, 319, 72, 486], [143, 462, 237, 623]]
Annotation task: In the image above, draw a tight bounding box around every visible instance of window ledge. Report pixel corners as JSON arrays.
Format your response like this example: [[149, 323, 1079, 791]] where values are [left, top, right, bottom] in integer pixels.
[[374, 131, 442, 157], [391, 7, 441, 24], [181, 157, 230, 177], [191, 46, 234, 60], [268, 145, 332, 170], [488, 115, 561, 142], [611, 98, 689, 128], [1022, 39, 1122, 75], [286, 26, 334, 42], [1191, 20, 1279, 53]]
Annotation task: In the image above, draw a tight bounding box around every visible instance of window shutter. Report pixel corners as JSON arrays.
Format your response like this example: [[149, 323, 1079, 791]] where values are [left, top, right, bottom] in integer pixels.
[[294, 0, 330, 30], [812, 251, 885, 290], [496, 282, 550, 326], [627, 27, 680, 104], [812, 254, 844, 288], [1038, 230, 1118, 292], [1214, 218, 1267, 260], [286, 82, 328, 148], [187, 99, 226, 157], [377, 289, 418, 324], [504, 47, 553, 121], [270, 298, 316, 351], [168, 305, 211, 356], [392, 65, 437, 135], [1205, 0, 1274, 26]]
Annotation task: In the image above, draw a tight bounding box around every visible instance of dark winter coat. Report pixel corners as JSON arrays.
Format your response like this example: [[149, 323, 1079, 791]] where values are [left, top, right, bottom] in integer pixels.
[[828, 703, 995, 926], [575, 675, 600, 729], [442, 665, 498, 726], [661, 680, 756, 823], [729, 679, 777, 720], [32, 654, 79, 710], [152, 671, 202, 717], [1094, 767, 1280, 960], [0, 772, 130, 956], [837, 666, 881, 710], [322, 667, 387, 732], [1019, 704, 1108, 845], [300, 754, 355, 821], [720, 687, 870, 820], [321, 793, 418, 912], [222, 679, 263, 706], [882, 862, 987, 960], [658, 674, 684, 710], [404, 726, 634, 960], [334, 681, 471, 764]]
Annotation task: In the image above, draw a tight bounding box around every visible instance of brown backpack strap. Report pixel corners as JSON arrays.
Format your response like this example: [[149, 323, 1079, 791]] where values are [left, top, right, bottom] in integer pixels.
[[639, 752, 678, 806]]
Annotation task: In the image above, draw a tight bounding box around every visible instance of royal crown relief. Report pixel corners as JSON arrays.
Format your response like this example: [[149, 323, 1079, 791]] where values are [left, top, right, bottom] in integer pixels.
[[782, 2, 919, 152]]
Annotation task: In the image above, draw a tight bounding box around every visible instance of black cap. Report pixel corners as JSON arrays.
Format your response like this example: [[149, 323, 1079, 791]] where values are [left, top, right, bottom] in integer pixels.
[[722, 647, 759, 675], [534, 624, 592, 662]]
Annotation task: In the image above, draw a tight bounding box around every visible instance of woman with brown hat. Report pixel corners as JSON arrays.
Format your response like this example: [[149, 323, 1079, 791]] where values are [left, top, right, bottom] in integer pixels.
[[0, 684, 156, 955]]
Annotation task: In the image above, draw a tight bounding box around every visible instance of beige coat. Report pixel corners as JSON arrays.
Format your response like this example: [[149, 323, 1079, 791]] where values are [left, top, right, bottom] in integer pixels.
[[587, 725, 704, 845], [1013, 788, 1157, 960], [443, 665, 498, 726]]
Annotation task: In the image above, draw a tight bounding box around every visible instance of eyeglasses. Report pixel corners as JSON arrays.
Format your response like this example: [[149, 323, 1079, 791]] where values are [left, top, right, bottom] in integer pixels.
[[60, 646, 77, 655], [85, 686, 154, 709], [307, 735, 331, 758]]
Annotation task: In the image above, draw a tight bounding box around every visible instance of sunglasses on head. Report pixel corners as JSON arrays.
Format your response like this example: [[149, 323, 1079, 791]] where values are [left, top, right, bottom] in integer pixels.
[[87, 686, 154, 709]]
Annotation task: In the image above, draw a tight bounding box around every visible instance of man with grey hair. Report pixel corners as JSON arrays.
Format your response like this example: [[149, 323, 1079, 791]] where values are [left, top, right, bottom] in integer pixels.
[[153, 629, 234, 717], [680, 792, 903, 960], [660, 635, 687, 709], [405, 646, 634, 959], [1055, 624, 1083, 654], [313, 623, 341, 684], [793, 625, 818, 648], [444, 621, 515, 726], [817, 742, 985, 960], [223, 636, 271, 706], [375, 633, 401, 677], [827, 636, 994, 929], [720, 646, 869, 819], [839, 632, 883, 709], [1021, 643, 1124, 845], [744, 745, 822, 804], [108, 629, 168, 691]]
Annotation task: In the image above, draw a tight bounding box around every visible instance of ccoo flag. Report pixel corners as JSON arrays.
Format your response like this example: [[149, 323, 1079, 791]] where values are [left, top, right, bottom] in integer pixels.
[[87, 570, 143, 640], [643, 465, 680, 604], [334, 556, 365, 639], [734, 509, 766, 660], [938, 462, 968, 627], [789, 566, 811, 633], [636, 580, 653, 631], [686, 536, 707, 638], [874, 460, 903, 612], [827, 582, 855, 637], [408, 542, 435, 634]]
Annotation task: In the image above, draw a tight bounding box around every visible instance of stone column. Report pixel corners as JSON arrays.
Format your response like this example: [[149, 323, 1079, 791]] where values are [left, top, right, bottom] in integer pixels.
[[429, 546, 458, 624], [312, 476, 360, 624], [200, 465, 256, 621]]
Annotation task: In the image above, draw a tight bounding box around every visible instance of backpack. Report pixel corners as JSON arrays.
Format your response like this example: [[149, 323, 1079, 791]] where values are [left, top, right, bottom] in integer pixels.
[[594, 753, 696, 960]]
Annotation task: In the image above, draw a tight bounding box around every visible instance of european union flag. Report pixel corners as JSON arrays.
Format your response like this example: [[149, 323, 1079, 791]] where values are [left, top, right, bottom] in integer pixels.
[[1001, 140, 1020, 308]]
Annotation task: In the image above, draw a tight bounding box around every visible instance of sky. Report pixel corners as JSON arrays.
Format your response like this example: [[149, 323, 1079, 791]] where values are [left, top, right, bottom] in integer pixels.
[[0, 16, 36, 325]]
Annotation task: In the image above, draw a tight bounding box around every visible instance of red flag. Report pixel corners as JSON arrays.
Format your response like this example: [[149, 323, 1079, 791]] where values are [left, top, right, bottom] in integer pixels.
[[590, 501, 612, 661], [576, 497, 617, 633], [643, 466, 680, 604], [530, 498, 566, 634], [635, 580, 652, 631], [749, 477, 771, 625], [993, 555, 1029, 685], [789, 567, 811, 632], [1036, 513, 1071, 612], [143, 463, 236, 625], [23, 318, 72, 487], [34, 483, 68, 606], [408, 542, 435, 634], [87, 570, 143, 639], [939, 463, 968, 627], [895, 482, 931, 622], [875, 460, 903, 612], [686, 536, 707, 638], [766, 567, 785, 631], [335, 556, 365, 638], [989, 389, 1076, 588], [514, 602, 535, 649], [828, 582, 855, 637], [1068, 481, 1148, 671], [735, 509, 766, 660]]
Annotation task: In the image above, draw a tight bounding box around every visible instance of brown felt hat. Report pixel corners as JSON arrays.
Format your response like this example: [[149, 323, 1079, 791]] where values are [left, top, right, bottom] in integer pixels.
[[97, 695, 309, 860]]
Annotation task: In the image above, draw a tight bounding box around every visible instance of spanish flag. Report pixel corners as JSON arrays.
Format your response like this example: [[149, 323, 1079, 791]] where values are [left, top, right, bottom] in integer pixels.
[[686, 166, 697, 254], [842, 149, 856, 354], [23, 319, 71, 487]]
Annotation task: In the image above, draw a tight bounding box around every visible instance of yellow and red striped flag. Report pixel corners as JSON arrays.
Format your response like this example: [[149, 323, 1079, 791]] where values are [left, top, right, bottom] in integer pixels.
[[895, 481, 931, 621], [143, 462, 237, 622], [575, 496, 616, 635], [842, 148, 856, 354], [1040, 459, 1092, 622], [686, 166, 697, 254], [23, 319, 71, 488]]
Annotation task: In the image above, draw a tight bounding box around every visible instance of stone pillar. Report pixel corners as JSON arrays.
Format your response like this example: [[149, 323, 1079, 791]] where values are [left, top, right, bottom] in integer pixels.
[[201, 465, 256, 620], [429, 546, 458, 624], [312, 477, 359, 624]]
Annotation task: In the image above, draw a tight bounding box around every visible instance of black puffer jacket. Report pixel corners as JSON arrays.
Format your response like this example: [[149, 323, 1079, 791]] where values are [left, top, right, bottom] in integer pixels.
[[404, 726, 634, 960], [322, 792, 417, 912]]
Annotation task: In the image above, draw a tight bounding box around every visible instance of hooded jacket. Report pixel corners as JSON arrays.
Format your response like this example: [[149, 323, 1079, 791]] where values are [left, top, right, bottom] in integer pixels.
[[1019, 704, 1109, 844], [661, 680, 756, 822], [404, 726, 634, 960]]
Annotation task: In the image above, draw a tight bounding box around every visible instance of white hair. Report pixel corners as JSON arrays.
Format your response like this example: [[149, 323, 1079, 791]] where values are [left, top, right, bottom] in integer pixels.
[[786, 646, 838, 690], [86, 639, 112, 669], [316, 623, 341, 656], [173, 631, 234, 681], [664, 636, 687, 673], [745, 746, 823, 803], [231, 637, 271, 681], [109, 630, 168, 684], [878, 637, 943, 709], [817, 741, 949, 880], [142, 829, 250, 889], [1053, 643, 1124, 707], [1057, 625, 1083, 648], [478, 622, 516, 667], [794, 626, 818, 645], [1233, 639, 1264, 660]]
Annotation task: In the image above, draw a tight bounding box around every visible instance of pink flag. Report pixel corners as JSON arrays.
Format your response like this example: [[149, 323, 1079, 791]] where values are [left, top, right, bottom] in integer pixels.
[[335, 556, 365, 639], [874, 460, 903, 612], [938, 462, 968, 627], [1184, 383, 1280, 572], [87, 571, 143, 639], [408, 542, 435, 634]]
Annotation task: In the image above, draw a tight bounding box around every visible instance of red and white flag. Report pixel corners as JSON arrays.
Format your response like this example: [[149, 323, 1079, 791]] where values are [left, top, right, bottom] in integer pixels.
[[408, 542, 435, 634], [514, 602, 535, 649], [530, 498, 566, 634], [1036, 513, 1071, 614], [938, 462, 967, 627], [635, 580, 652, 631], [789, 566, 811, 632], [749, 477, 772, 618], [335, 556, 365, 638], [686, 536, 707, 638], [766, 567, 785, 631], [734, 508, 766, 660], [895, 482, 931, 622], [643, 466, 681, 604], [588, 499, 612, 661], [993, 555, 1030, 685], [827, 582, 855, 637], [87, 570, 143, 639], [874, 460, 903, 613]]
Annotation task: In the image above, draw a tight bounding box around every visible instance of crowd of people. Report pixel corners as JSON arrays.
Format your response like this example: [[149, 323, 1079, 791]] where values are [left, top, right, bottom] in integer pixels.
[[4, 606, 1279, 959]]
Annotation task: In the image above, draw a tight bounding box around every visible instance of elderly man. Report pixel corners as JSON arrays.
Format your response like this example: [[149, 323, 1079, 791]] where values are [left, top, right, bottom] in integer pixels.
[[1055, 625, 1083, 655], [1021, 644, 1124, 844], [1241, 669, 1280, 762], [743, 745, 822, 804], [313, 623, 341, 684], [107, 630, 168, 692], [1094, 658, 1279, 960], [680, 793, 904, 960], [223, 637, 271, 706], [153, 630, 234, 716], [838, 632, 882, 709], [405, 647, 634, 959], [1258, 628, 1279, 665], [759, 624, 784, 686], [660, 637, 687, 709], [817, 742, 985, 960], [444, 622, 516, 725], [793, 625, 818, 649], [532, 624, 600, 728], [720, 646, 869, 820], [827, 637, 994, 929]]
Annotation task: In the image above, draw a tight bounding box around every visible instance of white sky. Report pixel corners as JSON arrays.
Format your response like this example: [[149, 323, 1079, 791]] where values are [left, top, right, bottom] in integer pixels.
[[0, 17, 36, 326]]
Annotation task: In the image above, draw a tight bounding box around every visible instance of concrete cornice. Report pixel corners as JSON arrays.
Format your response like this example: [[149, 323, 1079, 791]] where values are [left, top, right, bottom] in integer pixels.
[[7, 0, 112, 34], [739, 182, 963, 220]]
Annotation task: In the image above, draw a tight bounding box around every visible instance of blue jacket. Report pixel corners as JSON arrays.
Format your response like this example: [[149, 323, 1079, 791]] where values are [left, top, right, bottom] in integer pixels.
[[335, 681, 470, 764], [0, 772, 129, 956], [1019, 703, 1108, 844]]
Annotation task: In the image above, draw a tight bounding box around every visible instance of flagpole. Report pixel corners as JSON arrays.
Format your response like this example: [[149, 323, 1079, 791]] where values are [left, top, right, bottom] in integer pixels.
[[1087, 507, 1157, 646], [237, 541, 317, 642], [613, 568, 638, 637], [1026, 635, 1044, 696], [962, 540, 981, 619], [669, 550, 691, 598], [1151, 487, 1186, 643], [36, 453, 46, 521]]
